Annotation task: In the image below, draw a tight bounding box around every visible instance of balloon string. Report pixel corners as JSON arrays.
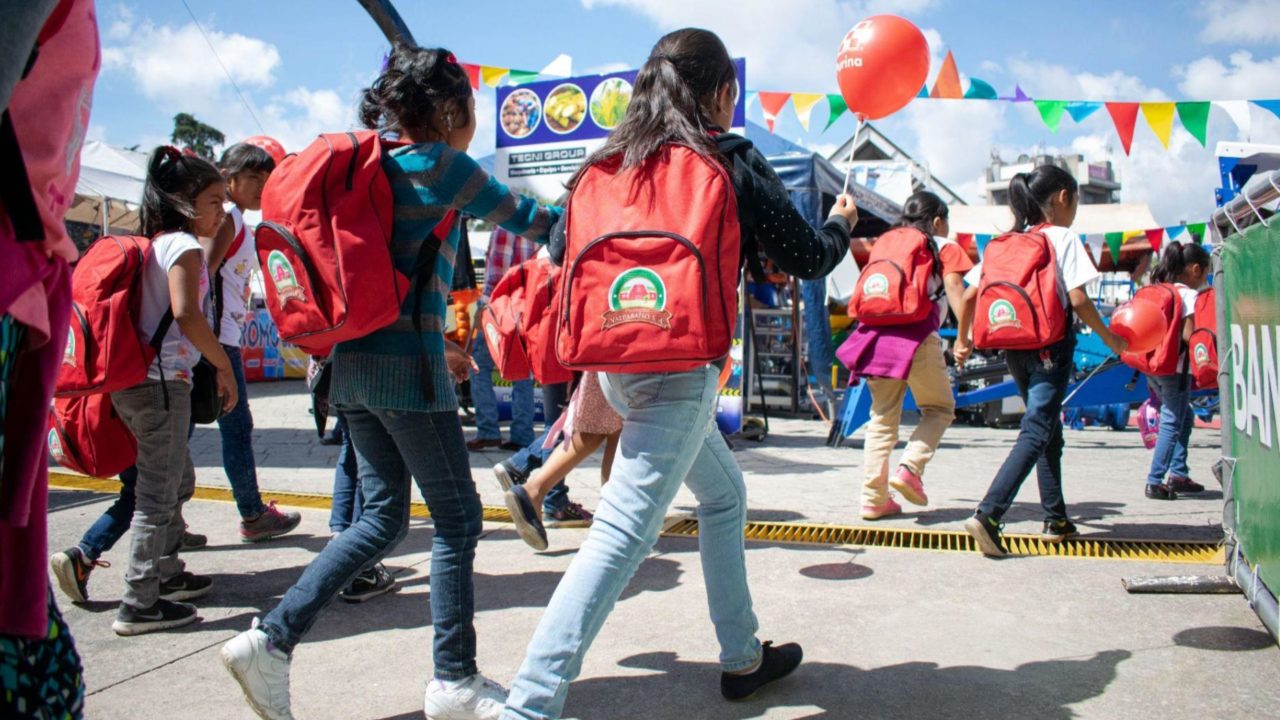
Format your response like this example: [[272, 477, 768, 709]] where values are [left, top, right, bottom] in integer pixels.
[[841, 116, 865, 196]]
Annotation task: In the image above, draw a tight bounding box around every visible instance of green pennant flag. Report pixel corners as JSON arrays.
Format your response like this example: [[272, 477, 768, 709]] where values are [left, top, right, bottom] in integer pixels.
[[1034, 100, 1068, 132], [825, 94, 849, 131], [1176, 102, 1211, 147], [1104, 232, 1124, 264], [506, 70, 540, 85], [1187, 222, 1207, 241]]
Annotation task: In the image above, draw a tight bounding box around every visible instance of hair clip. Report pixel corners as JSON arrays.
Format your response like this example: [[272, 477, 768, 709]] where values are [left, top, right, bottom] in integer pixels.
[[160, 145, 183, 162], [444, 52, 458, 65]]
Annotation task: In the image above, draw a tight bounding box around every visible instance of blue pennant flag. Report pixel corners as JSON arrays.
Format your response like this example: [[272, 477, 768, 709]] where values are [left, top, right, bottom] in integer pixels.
[[1252, 99, 1280, 121], [976, 234, 993, 257], [1065, 101, 1102, 123], [1166, 225, 1186, 240]]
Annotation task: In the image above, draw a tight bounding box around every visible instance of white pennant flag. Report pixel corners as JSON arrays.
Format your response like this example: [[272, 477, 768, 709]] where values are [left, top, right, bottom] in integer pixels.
[[1215, 100, 1252, 139], [1085, 234, 1105, 266]]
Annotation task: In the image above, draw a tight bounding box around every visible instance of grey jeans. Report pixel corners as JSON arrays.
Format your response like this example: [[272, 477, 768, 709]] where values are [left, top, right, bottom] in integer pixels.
[[110, 379, 196, 609]]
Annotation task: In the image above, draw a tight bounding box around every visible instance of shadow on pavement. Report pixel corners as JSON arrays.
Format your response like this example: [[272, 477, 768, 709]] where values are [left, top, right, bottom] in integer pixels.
[[563, 649, 1133, 720], [1173, 626, 1275, 652]]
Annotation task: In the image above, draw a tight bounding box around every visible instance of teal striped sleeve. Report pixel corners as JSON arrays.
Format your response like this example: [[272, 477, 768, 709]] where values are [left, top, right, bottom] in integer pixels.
[[435, 146, 563, 242]]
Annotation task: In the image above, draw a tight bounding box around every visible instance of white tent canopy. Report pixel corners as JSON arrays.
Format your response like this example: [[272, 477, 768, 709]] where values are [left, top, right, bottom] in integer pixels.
[[948, 203, 1160, 237], [66, 140, 149, 232]]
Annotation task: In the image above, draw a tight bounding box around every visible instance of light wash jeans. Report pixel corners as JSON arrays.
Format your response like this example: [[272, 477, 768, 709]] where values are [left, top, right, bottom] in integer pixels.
[[503, 366, 761, 719], [1146, 373, 1193, 484], [470, 337, 535, 445]]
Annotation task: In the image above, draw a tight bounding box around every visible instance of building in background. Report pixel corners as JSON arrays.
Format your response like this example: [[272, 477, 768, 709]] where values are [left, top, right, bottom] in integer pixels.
[[827, 123, 966, 206], [984, 151, 1121, 205]]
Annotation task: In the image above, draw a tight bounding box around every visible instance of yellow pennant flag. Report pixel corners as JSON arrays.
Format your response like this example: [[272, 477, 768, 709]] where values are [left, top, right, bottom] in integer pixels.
[[1140, 102, 1176, 149], [481, 66, 510, 88], [1122, 229, 1146, 242], [790, 93, 825, 132]]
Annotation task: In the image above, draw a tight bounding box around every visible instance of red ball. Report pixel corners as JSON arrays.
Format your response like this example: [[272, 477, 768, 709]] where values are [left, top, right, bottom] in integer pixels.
[[835, 15, 930, 121], [1111, 301, 1168, 353]]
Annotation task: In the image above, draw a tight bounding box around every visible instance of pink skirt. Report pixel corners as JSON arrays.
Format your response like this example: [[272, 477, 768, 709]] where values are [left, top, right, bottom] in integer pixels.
[[566, 372, 623, 436]]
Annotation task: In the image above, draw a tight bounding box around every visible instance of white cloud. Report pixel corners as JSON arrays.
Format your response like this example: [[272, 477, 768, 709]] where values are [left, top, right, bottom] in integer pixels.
[[469, 90, 499, 159], [1198, 0, 1280, 44], [1176, 51, 1280, 99], [258, 88, 358, 154], [900, 99, 1007, 203], [585, 61, 635, 76], [1004, 59, 1169, 101]]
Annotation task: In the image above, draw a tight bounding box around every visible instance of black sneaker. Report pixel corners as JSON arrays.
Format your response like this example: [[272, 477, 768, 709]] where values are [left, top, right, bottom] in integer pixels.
[[1145, 483, 1178, 500], [159, 572, 214, 601], [340, 563, 398, 603], [181, 530, 208, 550], [964, 511, 1008, 558], [1041, 518, 1078, 543], [493, 460, 527, 492], [721, 641, 803, 701], [50, 547, 107, 603], [504, 485, 548, 551], [1168, 476, 1205, 493], [112, 598, 198, 636]]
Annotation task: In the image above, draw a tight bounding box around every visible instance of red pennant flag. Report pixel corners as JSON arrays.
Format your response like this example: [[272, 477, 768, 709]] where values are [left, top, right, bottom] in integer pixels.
[[955, 233, 974, 252], [1144, 228, 1165, 255], [930, 51, 964, 99], [1105, 102, 1140, 155], [757, 92, 791, 133], [461, 63, 481, 90]]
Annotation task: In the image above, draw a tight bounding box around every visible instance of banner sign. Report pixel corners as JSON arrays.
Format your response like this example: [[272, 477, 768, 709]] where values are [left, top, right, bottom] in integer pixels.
[[495, 59, 747, 201], [242, 308, 307, 383]]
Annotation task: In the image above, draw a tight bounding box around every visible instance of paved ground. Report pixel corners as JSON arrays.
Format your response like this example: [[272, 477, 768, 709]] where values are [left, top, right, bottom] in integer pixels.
[[47, 379, 1279, 719]]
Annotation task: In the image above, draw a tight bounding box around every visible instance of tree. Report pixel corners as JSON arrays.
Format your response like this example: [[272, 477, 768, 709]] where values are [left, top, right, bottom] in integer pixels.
[[170, 113, 225, 160]]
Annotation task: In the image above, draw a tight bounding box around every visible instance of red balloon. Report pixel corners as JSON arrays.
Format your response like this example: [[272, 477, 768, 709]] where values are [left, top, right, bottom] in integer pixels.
[[1111, 301, 1167, 353], [835, 15, 930, 121], [243, 135, 287, 166]]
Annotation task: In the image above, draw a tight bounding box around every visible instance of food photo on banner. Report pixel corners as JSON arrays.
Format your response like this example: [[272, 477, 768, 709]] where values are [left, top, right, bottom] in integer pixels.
[[494, 60, 750, 434]]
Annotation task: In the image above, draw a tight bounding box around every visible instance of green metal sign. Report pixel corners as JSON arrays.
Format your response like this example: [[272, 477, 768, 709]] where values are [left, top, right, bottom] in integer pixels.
[[1221, 220, 1280, 590]]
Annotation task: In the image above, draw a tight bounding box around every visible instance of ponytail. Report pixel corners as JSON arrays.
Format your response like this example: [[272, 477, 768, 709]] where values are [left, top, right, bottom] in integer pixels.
[[140, 146, 224, 237], [1007, 165, 1077, 231], [1151, 241, 1211, 283], [360, 44, 472, 138]]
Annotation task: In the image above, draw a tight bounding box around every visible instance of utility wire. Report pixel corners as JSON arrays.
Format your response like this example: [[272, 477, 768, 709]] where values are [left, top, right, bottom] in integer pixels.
[[179, 0, 267, 135]]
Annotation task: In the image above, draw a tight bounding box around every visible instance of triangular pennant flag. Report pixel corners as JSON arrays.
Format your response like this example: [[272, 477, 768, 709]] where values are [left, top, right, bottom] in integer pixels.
[[917, 85, 929, 98], [460, 63, 481, 91], [976, 234, 993, 257], [964, 77, 998, 100], [1140, 102, 1176, 149], [930, 51, 964, 99], [791, 93, 824, 132], [1166, 225, 1186, 241], [539, 54, 573, 78], [1252, 99, 1280, 121], [824, 94, 848, 131], [1085, 234, 1105, 265], [1065, 101, 1102, 123], [1034, 100, 1068, 132], [1008, 85, 1031, 102], [1104, 232, 1124, 265], [1187, 222, 1207, 241], [1215, 100, 1252, 137], [1105, 102, 1140, 155], [480, 66, 509, 88], [507, 70, 540, 85], [1144, 228, 1165, 255], [757, 92, 791, 133], [955, 233, 974, 253], [1176, 102, 1210, 147]]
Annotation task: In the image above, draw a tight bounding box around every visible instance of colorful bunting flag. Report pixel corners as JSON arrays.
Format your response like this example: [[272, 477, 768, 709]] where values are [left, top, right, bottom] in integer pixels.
[[930, 51, 964, 99], [461, 63, 481, 91], [1000, 85, 1032, 102], [791, 93, 825, 132], [1144, 228, 1165, 255], [480, 66, 509, 88], [1166, 225, 1186, 241], [506, 70, 540, 85], [1176, 102, 1210, 147], [1187, 222, 1207, 241], [1103, 232, 1125, 265], [975, 234, 993, 257], [1140, 102, 1176, 149], [1215, 100, 1252, 137], [1252, 99, 1280, 121], [824, 94, 848, 131], [1065, 101, 1102, 123], [955, 233, 974, 253], [964, 78, 997, 100], [1034, 100, 1068, 132], [757, 92, 791, 133], [917, 85, 929, 98], [1106, 102, 1140, 155], [1085, 234, 1105, 265]]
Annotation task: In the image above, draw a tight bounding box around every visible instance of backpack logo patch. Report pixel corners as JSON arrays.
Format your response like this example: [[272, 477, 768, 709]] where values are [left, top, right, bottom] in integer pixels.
[[604, 268, 670, 330], [267, 251, 307, 307], [862, 273, 890, 300], [1194, 343, 1210, 366], [988, 299, 1020, 330], [48, 429, 65, 462], [63, 327, 76, 367]]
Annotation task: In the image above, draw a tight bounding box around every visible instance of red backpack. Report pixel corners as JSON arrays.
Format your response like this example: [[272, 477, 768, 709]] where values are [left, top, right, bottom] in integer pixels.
[[47, 394, 137, 478], [1189, 287, 1217, 388], [973, 228, 1069, 350], [556, 146, 741, 372], [255, 131, 456, 356], [851, 227, 939, 326], [1120, 284, 1185, 376], [481, 257, 574, 386]]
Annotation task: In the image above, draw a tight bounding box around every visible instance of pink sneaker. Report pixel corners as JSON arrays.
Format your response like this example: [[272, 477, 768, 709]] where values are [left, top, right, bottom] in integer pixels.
[[240, 502, 302, 543], [861, 497, 902, 521], [889, 465, 928, 506]]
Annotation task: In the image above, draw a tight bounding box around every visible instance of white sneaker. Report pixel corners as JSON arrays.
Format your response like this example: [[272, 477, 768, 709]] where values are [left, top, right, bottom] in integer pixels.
[[221, 619, 294, 720], [423, 674, 508, 720]]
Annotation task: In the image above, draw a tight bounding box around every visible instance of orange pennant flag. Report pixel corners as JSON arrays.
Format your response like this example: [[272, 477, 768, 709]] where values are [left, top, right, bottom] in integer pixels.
[[930, 51, 963, 99], [758, 92, 792, 133]]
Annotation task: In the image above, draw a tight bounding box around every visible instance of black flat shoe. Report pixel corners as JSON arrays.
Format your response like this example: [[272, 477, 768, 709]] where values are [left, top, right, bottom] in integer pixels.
[[1145, 483, 1178, 500], [721, 641, 803, 701], [504, 486, 549, 551]]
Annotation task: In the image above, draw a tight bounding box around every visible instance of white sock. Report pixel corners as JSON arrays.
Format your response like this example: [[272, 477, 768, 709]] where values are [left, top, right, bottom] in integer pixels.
[[437, 676, 471, 691]]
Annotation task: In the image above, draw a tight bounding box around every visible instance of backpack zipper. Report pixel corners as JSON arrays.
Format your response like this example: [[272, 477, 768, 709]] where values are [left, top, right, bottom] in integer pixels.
[[561, 230, 708, 327]]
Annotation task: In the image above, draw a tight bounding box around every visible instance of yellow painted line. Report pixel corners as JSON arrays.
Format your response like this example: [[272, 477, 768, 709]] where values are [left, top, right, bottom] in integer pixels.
[[50, 471, 1223, 562]]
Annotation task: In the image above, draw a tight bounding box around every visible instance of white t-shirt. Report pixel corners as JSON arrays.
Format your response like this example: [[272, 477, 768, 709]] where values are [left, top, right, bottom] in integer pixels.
[[1174, 283, 1198, 316], [138, 232, 208, 384], [215, 206, 258, 346], [964, 225, 1101, 293]]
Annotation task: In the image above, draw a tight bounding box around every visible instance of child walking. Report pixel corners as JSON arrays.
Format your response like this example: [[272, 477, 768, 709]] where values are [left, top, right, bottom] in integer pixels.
[[838, 191, 974, 520], [1142, 242, 1210, 500], [221, 45, 561, 720], [109, 148, 238, 635], [960, 165, 1128, 558]]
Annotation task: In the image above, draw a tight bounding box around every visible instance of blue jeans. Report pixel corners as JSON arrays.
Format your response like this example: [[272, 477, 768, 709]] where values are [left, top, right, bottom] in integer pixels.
[[260, 406, 482, 679], [503, 368, 761, 719], [328, 413, 364, 533], [506, 383, 571, 512], [471, 338, 535, 445], [1146, 373, 1193, 484], [978, 338, 1074, 522], [78, 466, 137, 561], [217, 345, 267, 518]]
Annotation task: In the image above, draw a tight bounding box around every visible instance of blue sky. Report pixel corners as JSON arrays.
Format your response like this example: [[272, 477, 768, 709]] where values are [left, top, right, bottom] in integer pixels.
[[91, 0, 1280, 223]]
